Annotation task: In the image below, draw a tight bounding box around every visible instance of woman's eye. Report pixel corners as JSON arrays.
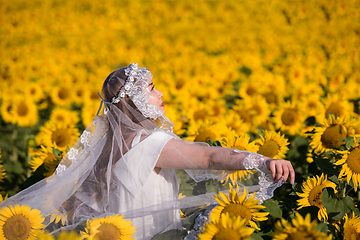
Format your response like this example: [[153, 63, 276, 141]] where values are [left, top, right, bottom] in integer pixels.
[[151, 85, 155, 90]]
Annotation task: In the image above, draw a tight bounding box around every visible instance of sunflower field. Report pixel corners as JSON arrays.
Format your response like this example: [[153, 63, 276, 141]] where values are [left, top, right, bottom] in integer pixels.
[[1, 0, 360, 239]]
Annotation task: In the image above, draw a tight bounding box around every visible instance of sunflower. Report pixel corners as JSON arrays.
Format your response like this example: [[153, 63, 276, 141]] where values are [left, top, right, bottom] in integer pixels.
[[309, 115, 355, 155], [186, 120, 230, 143], [198, 212, 254, 240], [296, 173, 337, 221], [81, 102, 100, 128], [0, 194, 8, 203], [211, 185, 268, 230], [220, 132, 257, 183], [49, 212, 66, 226], [273, 212, 332, 240], [343, 212, 360, 240], [12, 97, 39, 127], [254, 130, 289, 159], [335, 138, 360, 192], [241, 95, 271, 127], [185, 99, 215, 124], [30, 145, 64, 177], [36, 121, 80, 151], [0, 204, 45, 240], [260, 74, 285, 110], [223, 110, 251, 134], [322, 94, 353, 119], [232, 100, 258, 133], [82, 84, 102, 105], [24, 82, 44, 102], [0, 98, 16, 124], [80, 214, 136, 240], [299, 94, 326, 124], [50, 85, 74, 107], [49, 107, 79, 126], [273, 101, 305, 136], [238, 79, 262, 100]]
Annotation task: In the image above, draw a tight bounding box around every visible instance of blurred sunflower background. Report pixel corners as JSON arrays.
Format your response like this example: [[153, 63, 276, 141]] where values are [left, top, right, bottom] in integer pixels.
[[1, 0, 360, 239]]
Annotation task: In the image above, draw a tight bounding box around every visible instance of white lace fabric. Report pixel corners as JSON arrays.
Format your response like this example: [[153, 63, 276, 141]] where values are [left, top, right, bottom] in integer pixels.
[[235, 149, 283, 203], [112, 63, 164, 120]]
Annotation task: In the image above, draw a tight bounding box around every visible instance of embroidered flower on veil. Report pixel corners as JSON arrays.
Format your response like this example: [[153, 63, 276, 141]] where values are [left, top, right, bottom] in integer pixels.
[[80, 130, 92, 147]]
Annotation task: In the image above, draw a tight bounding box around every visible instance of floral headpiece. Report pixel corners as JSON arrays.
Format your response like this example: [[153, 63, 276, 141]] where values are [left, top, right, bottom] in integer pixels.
[[110, 63, 162, 120]]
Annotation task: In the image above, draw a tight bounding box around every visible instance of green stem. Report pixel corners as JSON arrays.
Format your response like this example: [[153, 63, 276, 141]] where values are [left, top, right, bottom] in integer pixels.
[[11, 126, 18, 162], [342, 181, 347, 198]]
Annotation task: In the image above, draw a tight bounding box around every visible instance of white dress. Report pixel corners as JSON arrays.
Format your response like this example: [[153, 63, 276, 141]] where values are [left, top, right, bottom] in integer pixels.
[[111, 130, 181, 240]]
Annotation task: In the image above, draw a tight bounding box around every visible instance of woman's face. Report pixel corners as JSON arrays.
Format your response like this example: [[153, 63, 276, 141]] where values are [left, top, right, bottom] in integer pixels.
[[146, 82, 165, 114]]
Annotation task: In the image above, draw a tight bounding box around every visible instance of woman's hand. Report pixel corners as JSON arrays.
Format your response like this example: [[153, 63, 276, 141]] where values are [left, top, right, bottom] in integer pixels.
[[264, 158, 295, 184]]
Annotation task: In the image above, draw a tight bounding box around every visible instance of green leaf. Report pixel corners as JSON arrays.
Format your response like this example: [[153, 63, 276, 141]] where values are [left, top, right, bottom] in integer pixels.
[[263, 199, 282, 219], [315, 222, 328, 233], [250, 232, 264, 240], [52, 147, 62, 157], [314, 156, 339, 176], [328, 175, 340, 186], [205, 140, 222, 147], [322, 187, 353, 221], [297, 206, 319, 221], [339, 136, 354, 149]]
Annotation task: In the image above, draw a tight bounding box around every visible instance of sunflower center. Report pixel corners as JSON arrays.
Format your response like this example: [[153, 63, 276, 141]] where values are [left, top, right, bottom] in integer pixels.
[[239, 111, 252, 123], [287, 231, 318, 240], [246, 86, 256, 96], [52, 128, 71, 148], [253, 104, 263, 115], [222, 203, 252, 223], [195, 130, 217, 142], [17, 102, 29, 117], [91, 91, 99, 101], [55, 115, 66, 122], [76, 89, 84, 97], [308, 185, 324, 208], [94, 223, 120, 240], [58, 87, 69, 100], [176, 79, 185, 90], [344, 225, 360, 240], [308, 101, 318, 109], [257, 140, 279, 158], [325, 103, 343, 117], [281, 109, 298, 126], [263, 93, 277, 104], [193, 109, 207, 121], [3, 215, 31, 240], [213, 229, 241, 240], [347, 148, 360, 174], [320, 124, 347, 149]]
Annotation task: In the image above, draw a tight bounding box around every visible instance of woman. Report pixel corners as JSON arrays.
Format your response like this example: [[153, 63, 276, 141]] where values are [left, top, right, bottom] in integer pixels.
[[0, 63, 295, 239]]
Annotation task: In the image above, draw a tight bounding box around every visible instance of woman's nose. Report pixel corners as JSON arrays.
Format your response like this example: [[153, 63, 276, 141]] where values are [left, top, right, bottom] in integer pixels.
[[158, 89, 163, 98]]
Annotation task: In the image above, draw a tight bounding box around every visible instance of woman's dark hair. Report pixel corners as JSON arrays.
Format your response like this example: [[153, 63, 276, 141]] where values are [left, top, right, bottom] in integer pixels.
[[101, 67, 146, 124]]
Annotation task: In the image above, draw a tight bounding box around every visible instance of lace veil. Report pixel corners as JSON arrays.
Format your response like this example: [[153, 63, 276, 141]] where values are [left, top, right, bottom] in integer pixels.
[[0, 63, 283, 239]]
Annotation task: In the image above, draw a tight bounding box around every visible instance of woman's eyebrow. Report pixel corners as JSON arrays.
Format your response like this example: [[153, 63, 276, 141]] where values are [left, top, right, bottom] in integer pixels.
[[148, 82, 154, 87]]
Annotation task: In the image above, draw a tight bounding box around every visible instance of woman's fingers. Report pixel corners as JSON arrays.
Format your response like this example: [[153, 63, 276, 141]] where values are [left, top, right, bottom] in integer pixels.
[[267, 159, 296, 184], [282, 166, 289, 182], [289, 162, 295, 184], [275, 163, 283, 181]]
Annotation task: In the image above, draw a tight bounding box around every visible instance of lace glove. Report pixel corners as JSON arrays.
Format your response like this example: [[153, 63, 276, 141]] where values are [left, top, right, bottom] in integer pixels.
[[234, 150, 283, 203]]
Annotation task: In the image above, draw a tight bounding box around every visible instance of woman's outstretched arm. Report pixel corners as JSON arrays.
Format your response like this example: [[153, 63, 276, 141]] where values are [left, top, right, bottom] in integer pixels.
[[156, 138, 295, 184]]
